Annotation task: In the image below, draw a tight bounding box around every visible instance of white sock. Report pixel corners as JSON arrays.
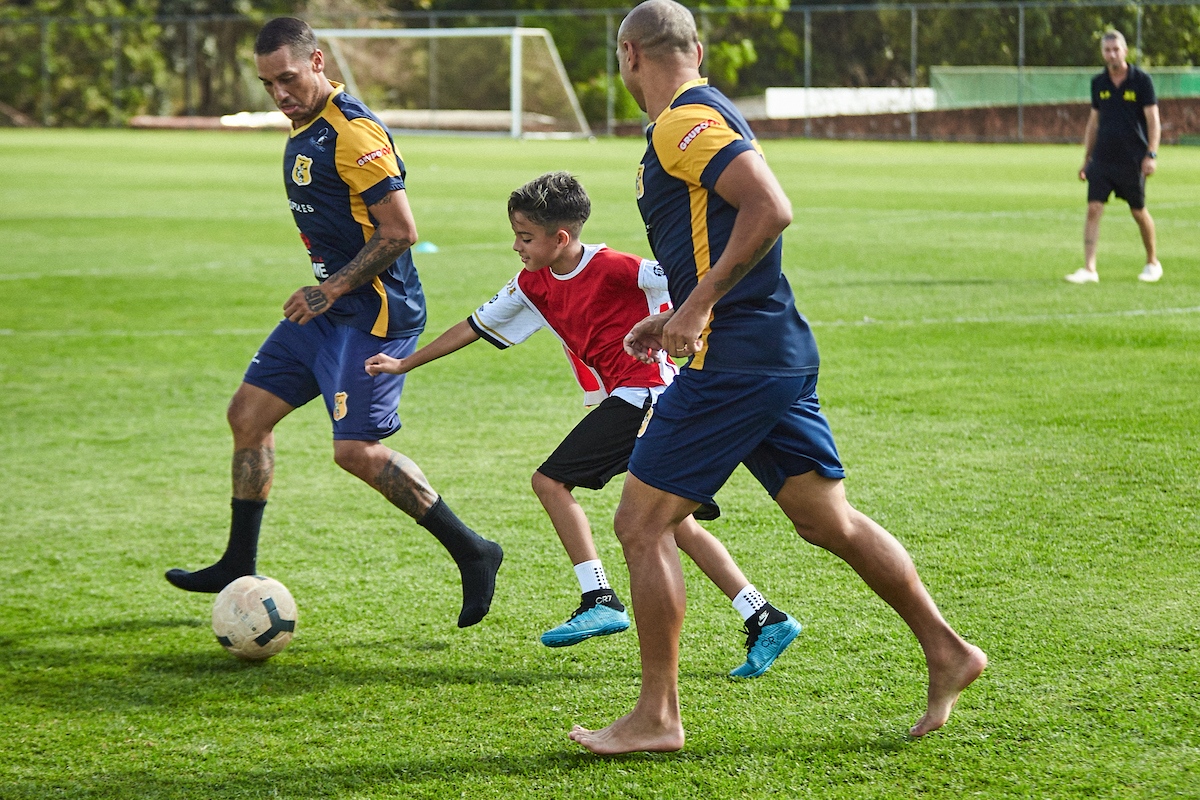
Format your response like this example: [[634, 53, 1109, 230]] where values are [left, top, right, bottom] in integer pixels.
[[574, 559, 610, 594], [732, 584, 767, 622]]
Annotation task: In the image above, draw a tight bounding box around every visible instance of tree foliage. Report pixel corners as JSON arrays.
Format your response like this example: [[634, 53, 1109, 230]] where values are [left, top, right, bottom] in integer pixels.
[[1, 0, 1197, 127]]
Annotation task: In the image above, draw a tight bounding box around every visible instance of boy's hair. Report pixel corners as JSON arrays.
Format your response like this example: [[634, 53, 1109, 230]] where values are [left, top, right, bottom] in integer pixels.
[[255, 17, 318, 58], [508, 172, 591, 236]]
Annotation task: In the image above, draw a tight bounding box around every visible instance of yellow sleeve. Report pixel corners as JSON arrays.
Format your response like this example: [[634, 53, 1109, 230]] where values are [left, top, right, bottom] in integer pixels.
[[334, 117, 402, 197], [651, 104, 745, 186]]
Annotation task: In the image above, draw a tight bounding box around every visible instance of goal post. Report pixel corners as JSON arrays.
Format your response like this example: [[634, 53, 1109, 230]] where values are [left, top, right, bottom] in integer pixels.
[[313, 27, 592, 139]]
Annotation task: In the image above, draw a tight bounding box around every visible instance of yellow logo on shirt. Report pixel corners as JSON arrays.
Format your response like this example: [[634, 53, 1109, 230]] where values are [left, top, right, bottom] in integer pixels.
[[636, 163, 645, 200], [1124, 90, 1137, 101], [1100, 90, 1111, 100], [292, 154, 313, 186], [333, 391, 348, 421]]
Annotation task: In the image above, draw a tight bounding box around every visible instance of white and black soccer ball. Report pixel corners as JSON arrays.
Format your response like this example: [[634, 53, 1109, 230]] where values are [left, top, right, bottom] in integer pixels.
[[212, 575, 298, 661]]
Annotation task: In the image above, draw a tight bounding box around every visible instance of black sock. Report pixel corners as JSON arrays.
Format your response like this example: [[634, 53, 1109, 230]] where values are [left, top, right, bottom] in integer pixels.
[[165, 498, 264, 593], [582, 588, 625, 613], [418, 497, 503, 628]]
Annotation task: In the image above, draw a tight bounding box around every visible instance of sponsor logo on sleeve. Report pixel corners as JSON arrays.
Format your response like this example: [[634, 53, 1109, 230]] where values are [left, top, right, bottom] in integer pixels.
[[636, 163, 645, 199], [289, 200, 315, 214], [678, 119, 719, 151], [356, 146, 392, 166]]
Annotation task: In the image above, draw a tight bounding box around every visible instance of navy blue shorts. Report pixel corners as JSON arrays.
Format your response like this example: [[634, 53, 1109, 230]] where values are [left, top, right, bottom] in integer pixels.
[[628, 370, 845, 508], [243, 316, 418, 441]]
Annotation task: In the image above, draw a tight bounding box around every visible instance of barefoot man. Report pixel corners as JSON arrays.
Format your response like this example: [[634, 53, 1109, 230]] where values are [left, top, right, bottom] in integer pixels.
[[568, 0, 986, 755]]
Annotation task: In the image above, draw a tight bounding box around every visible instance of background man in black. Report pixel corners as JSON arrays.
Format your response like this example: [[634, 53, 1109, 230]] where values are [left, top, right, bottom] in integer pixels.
[[1067, 30, 1162, 284]]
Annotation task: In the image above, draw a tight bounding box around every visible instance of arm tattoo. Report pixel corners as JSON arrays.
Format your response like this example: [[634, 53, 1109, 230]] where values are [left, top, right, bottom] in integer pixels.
[[232, 445, 274, 501], [713, 236, 777, 294], [326, 229, 411, 295], [375, 452, 438, 519]]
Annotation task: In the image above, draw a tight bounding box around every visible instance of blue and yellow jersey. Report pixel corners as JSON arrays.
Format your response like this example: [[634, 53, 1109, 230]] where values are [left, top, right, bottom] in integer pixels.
[[283, 83, 425, 339], [636, 79, 818, 375]]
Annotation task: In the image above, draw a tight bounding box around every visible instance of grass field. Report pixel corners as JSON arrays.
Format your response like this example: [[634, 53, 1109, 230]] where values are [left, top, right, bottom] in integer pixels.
[[1, 128, 1198, 799]]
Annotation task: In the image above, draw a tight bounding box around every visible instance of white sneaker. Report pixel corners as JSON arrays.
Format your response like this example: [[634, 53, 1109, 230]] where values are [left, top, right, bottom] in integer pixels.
[[1138, 262, 1163, 282], [1065, 268, 1099, 284]]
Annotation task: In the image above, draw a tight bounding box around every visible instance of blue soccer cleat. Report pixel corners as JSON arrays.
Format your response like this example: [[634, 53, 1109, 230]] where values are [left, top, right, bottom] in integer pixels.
[[729, 610, 802, 678], [541, 602, 630, 648]]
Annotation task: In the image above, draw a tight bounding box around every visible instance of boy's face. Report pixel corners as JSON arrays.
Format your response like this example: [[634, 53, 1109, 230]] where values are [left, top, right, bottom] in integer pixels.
[[510, 211, 568, 271]]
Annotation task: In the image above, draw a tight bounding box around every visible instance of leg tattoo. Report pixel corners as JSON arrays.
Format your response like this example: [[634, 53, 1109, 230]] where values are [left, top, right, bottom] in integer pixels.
[[375, 452, 437, 519], [233, 445, 274, 501]]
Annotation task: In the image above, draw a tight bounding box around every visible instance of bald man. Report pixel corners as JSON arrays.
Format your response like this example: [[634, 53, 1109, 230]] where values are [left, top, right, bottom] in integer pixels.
[[568, 0, 986, 755]]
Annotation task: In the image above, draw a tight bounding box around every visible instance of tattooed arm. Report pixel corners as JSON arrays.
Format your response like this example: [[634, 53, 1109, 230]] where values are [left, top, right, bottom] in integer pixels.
[[283, 190, 418, 325], [659, 150, 793, 358]]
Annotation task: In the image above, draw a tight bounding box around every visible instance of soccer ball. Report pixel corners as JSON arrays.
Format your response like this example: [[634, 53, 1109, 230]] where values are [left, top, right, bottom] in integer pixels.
[[212, 575, 298, 661]]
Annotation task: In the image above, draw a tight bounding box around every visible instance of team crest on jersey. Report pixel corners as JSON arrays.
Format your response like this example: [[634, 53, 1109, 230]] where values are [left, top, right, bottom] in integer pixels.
[[637, 407, 654, 438], [333, 391, 348, 421], [292, 154, 313, 186], [636, 163, 645, 199]]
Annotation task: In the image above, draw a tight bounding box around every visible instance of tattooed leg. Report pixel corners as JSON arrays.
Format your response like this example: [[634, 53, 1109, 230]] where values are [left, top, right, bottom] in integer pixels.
[[334, 440, 502, 627], [166, 382, 292, 593]]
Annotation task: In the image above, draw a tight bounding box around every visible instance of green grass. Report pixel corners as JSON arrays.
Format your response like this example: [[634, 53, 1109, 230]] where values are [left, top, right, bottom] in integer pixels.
[[1, 129, 1198, 799]]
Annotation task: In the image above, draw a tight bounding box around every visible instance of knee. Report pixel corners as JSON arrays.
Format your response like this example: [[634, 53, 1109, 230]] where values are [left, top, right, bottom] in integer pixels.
[[790, 506, 858, 551], [227, 395, 267, 440], [332, 440, 370, 476], [531, 470, 564, 500]]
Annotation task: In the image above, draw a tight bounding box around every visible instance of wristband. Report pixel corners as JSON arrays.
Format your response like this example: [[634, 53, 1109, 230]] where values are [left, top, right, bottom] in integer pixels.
[[1147, 151, 1157, 159]]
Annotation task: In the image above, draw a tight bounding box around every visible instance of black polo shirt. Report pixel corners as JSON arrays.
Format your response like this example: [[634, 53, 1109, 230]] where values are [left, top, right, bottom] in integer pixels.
[[1091, 65, 1157, 166]]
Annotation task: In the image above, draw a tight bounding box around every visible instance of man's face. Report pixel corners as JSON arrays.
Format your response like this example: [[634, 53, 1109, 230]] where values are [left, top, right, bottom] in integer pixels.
[[1101, 38, 1127, 70], [256, 45, 328, 127]]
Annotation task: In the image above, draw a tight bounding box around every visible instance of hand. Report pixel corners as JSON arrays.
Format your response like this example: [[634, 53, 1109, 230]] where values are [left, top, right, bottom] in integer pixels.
[[365, 353, 407, 376], [283, 285, 332, 325], [623, 311, 672, 364], [660, 301, 708, 360], [1078, 164, 1088, 181], [1142, 156, 1157, 177]]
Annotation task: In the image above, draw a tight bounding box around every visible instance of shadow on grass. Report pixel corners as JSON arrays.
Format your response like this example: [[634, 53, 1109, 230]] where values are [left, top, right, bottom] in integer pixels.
[[0, 616, 638, 711], [0, 733, 917, 800]]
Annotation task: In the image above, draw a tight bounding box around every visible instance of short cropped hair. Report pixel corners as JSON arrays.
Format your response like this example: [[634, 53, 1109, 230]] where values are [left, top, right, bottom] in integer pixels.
[[1101, 30, 1128, 47], [619, 0, 700, 59], [255, 17, 318, 58], [507, 172, 591, 236]]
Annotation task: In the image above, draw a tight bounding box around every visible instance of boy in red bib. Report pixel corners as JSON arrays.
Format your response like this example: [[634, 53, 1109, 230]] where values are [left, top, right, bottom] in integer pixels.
[[367, 172, 800, 676]]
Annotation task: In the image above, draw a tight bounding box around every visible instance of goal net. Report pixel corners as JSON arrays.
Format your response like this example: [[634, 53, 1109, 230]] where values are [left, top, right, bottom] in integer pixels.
[[313, 27, 591, 138]]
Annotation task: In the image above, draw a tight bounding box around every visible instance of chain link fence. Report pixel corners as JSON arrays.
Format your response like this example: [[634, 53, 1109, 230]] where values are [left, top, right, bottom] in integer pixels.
[[1, 1, 1198, 141]]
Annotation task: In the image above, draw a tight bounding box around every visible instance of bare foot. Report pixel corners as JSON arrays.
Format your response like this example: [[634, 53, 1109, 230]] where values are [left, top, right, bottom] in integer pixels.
[[568, 712, 685, 755], [909, 643, 988, 737]]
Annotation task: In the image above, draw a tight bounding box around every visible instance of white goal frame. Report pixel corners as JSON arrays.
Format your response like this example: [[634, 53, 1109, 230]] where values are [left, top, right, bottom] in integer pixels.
[[314, 27, 592, 139]]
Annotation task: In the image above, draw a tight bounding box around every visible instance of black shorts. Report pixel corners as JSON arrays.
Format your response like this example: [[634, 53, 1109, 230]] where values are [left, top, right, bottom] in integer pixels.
[[538, 394, 720, 520], [1086, 160, 1146, 210]]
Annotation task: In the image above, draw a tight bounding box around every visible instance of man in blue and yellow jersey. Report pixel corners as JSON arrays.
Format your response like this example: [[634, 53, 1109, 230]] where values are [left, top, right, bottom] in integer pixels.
[[568, 0, 986, 755], [164, 17, 503, 629]]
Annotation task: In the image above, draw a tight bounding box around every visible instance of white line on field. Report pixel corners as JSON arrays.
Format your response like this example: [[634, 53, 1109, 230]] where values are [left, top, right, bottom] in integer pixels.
[[812, 305, 1200, 327]]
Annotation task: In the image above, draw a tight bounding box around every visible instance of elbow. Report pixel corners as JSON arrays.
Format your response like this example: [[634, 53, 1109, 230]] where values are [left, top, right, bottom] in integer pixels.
[[773, 197, 793, 236]]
